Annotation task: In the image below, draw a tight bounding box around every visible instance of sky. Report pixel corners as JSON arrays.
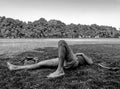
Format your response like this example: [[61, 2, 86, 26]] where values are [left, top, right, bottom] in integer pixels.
[[0, 0, 120, 29]]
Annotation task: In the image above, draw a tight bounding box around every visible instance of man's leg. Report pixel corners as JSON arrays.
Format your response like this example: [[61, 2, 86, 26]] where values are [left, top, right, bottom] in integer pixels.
[[47, 40, 76, 78], [7, 58, 59, 70]]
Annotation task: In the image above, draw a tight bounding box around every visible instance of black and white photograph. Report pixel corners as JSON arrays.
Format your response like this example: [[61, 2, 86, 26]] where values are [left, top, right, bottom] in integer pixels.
[[0, 0, 120, 89]]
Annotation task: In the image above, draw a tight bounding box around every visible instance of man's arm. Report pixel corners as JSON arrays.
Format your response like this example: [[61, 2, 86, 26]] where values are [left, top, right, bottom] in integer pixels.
[[76, 53, 93, 65]]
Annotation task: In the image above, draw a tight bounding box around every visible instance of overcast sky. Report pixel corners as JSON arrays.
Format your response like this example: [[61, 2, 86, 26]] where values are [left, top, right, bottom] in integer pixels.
[[0, 0, 119, 29]]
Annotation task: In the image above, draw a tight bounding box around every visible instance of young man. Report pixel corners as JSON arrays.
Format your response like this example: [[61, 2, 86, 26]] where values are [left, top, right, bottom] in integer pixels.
[[7, 40, 93, 78]]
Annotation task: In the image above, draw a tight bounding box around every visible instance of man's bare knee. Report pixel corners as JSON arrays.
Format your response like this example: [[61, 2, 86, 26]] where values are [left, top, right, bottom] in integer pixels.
[[58, 40, 67, 47]]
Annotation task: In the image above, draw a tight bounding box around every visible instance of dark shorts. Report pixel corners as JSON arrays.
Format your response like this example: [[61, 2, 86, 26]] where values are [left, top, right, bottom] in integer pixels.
[[64, 60, 79, 69]]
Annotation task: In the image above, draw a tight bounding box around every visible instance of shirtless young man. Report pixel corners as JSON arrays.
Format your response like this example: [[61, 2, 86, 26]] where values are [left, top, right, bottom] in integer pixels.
[[7, 40, 93, 78]]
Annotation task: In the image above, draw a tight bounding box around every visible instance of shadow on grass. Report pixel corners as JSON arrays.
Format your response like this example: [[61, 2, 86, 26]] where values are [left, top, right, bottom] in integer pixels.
[[0, 44, 120, 89]]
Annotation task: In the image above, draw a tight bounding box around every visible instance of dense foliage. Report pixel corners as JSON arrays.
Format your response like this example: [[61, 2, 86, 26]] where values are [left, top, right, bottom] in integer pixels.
[[0, 16, 119, 38]]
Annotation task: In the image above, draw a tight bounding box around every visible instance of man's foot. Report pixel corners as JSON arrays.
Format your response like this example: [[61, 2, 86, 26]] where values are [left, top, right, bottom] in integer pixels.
[[47, 71, 65, 78], [7, 62, 19, 70]]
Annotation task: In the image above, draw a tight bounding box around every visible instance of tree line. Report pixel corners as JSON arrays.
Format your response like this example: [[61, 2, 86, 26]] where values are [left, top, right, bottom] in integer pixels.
[[0, 16, 119, 38]]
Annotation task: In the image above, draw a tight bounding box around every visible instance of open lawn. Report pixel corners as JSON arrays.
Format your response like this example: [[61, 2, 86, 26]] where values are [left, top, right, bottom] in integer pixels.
[[0, 38, 120, 57], [0, 39, 120, 89]]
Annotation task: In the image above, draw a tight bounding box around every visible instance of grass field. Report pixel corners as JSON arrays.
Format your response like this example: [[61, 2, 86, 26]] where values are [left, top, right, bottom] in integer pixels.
[[0, 38, 120, 57], [0, 39, 120, 89]]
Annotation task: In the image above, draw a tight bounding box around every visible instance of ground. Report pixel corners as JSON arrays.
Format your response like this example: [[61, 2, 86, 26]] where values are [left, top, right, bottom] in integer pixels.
[[0, 44, 120, 89]]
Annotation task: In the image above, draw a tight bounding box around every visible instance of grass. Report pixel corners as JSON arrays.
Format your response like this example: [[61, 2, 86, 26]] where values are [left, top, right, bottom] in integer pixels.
[[1, 38, 120, 57], [0, 44, 120, 89]]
